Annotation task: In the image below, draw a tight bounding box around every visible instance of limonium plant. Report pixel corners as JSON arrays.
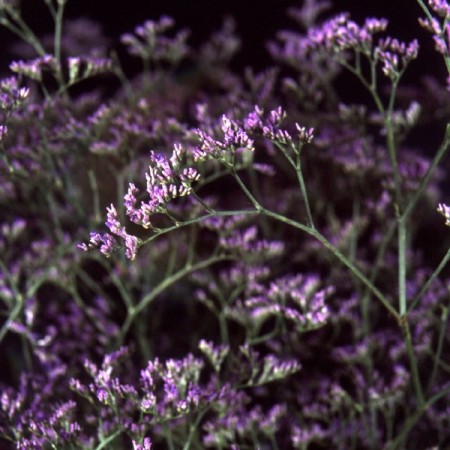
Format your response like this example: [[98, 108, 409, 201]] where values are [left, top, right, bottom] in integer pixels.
[[1, 0, 450, 448]]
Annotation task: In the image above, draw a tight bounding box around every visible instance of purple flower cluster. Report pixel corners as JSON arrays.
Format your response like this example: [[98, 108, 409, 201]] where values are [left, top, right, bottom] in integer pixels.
[[121, 16, 189, 66], [79, 144, 201, 259], [244, 274, 331, 331], [1, 0, 450, 449], [269, 14, 389, 63], [420, 1, 450, 52], [10, 55, 58, 82]]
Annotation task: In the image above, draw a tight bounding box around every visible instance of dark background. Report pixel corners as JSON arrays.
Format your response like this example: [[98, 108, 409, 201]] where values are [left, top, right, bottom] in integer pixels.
[[1, 0, 444, 78]]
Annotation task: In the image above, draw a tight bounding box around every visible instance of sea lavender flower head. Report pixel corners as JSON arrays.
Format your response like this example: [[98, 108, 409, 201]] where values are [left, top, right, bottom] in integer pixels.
[[126, 144, 200, 226], [238, 344, 301, 386], [374, 37, 419, 80], [428, 0, 450, 17], [419, 1, 450, 57], [199, 340, 230, 373], [305, 14, 388, 56], [104, 204, 139, 259], [193, 114, 255, 163], [132, 437, 152, 450], [66, 56, 112, 84], [78, 231, 116, 257], [199, 17, 241, 64], [0, 76, 29, 113], [437, 203, 450, 225], [80, 141, 201, 259], [121, 16, 189, 65], [10, 55, 58, 82], [244, 273, 332, 333], [243, 105, 314, 153], [287, 0, 332, 29]]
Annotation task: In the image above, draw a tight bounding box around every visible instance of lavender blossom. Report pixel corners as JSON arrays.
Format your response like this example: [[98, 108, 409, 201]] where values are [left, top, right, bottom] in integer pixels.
[[121, 16, 189, 66], [375, 37, 419, 80], [193, 114, 255, 162], [2, 1, 450, 449], [10, 55, 57, 82], [419, 0, 450, 64], [437, 202, 450, 225]]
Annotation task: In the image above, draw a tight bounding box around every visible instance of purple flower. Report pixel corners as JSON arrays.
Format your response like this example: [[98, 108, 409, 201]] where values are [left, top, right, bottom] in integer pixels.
[[132, 436, 152, 450], [79, 205, 140, 259], [375, 37, 419, 79], [67, 55, 112, 83], [10, 55, 57, 82], [242, 274, 332, 333], [428, 0, 450, 17], [121, 16, 189, 65], [419, 3, 449, 58], [437, 202, 450, 226]]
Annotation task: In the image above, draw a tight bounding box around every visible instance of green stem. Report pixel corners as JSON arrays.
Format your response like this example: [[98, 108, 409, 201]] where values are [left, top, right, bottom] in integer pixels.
[[402, 319, 425, 407], [110, 49, 135, 100], [409, 246, 450, 312], [273, 141, 314, 228], [140, 210, 257, 248], [295, 149, 315, 229], [94, 429, 122, 450], [231, 168, 263, 211], [341, 54, 405, 208], [260, 207, 398, 318], [182, 408, 208, 450], [404, 124, 450, 312], [2, 10, 46, 57], [416, 0, 435, 22], [398, 217, 407, 315], [118, 254, 235, 343], [0, 294, 23, 345], [403, 123, 450, 220], [226, 171, 389, 320], [88, 169, 102, 223], [385, 77, 404, 209], [339, 58, 385, 114], [53, 0, 64, 67], [165, 234, 181, 278], [218, 309, 229, 345], [426, 304, 449, 395], [191, 190, 215, 213], [0, 258, 24, 345], [387, 385, 450, 450]]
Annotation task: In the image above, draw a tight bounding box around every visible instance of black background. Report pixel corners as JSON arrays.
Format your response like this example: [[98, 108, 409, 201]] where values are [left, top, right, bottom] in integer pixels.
[[1, 0, 445, 79]]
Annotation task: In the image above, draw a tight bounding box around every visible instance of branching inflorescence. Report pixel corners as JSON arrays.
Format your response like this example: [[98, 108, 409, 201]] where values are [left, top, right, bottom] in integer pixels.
[[1, 0, 450, 449]]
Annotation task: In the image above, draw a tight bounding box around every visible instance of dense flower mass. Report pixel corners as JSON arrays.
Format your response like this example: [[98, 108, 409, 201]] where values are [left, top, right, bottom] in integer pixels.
[[1, 0, 450, 449]]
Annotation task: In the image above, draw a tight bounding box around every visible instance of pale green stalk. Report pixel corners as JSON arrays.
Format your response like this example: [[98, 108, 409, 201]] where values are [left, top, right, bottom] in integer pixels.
[[88, 170, 102, 223], [338, 43, 434, 416], [140, 210, 257, 248], [426, 304, 449, 394], [215, 168, 397, 317], [94, 429, 122, 450], [0, 6, 46, 57], [410, 246, 450, 311], [117, 253, 236, 344], [294, 145, 315, 229], [273, 140, 315, 229], [398, 217, 407, 315], [386, 385, 450, 450], [182, 408, 208, 450], [53, 0, 65, 69]]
